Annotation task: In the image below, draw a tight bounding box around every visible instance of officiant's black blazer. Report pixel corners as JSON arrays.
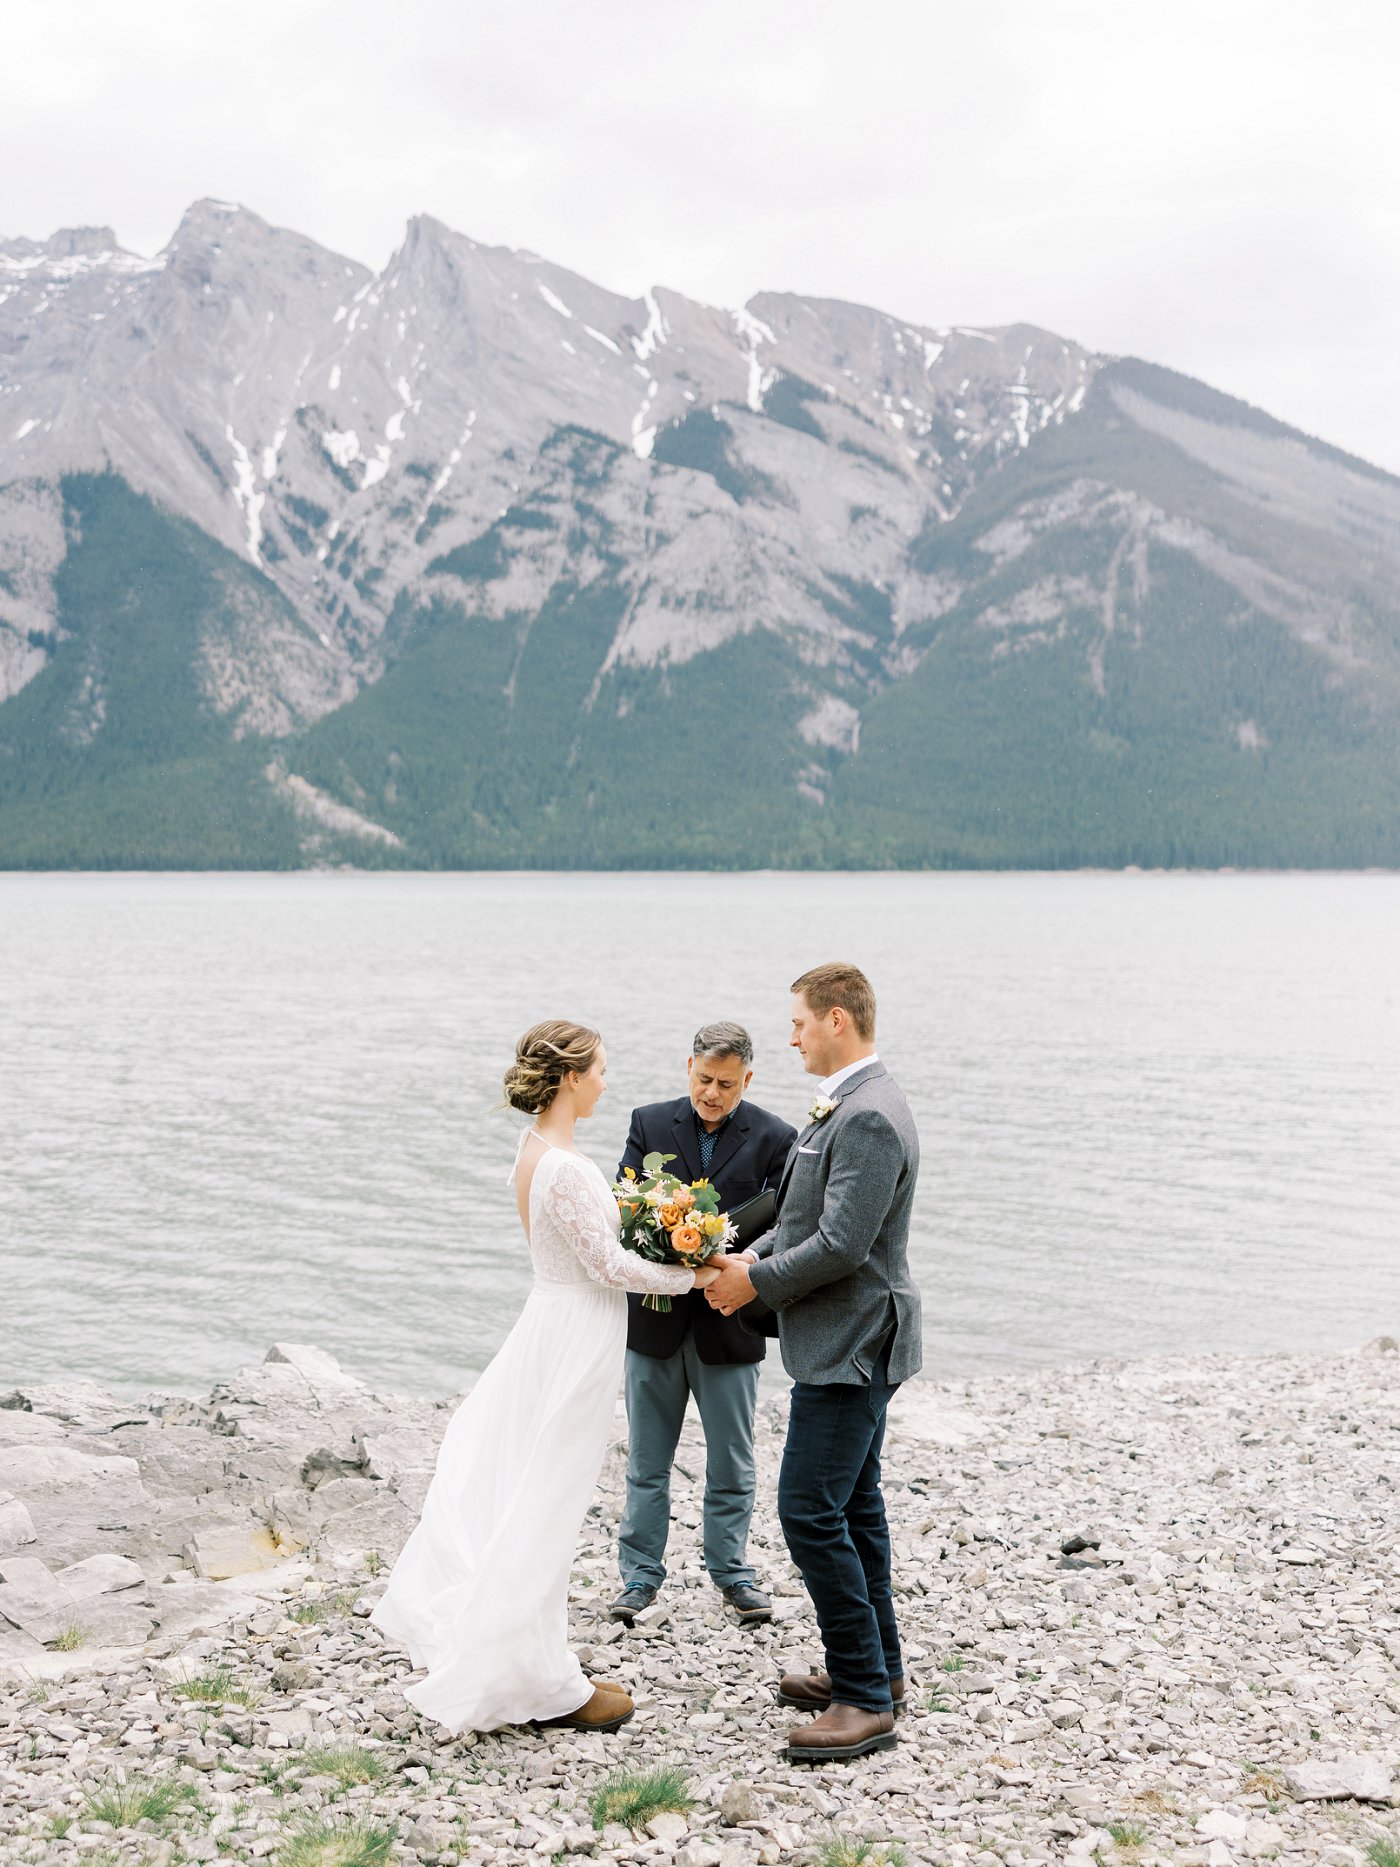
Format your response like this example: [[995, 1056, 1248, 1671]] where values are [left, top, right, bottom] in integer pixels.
[[618, 1096, 796, 1365]]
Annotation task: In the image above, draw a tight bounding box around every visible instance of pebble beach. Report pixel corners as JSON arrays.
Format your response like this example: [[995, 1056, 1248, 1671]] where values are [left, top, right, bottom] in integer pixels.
[[2, 1336, 1399, 1867]]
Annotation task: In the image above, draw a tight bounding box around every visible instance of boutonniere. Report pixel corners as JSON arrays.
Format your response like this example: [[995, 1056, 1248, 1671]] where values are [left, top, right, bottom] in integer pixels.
[[807, 1094, 839, 1126]]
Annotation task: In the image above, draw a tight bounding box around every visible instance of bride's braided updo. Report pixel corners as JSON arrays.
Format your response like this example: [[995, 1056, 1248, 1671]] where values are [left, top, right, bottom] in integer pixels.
[[503, 1020, 602, 1114]]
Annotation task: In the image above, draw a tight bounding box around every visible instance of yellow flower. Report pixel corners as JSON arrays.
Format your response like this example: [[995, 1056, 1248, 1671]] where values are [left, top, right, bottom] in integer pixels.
[[701, 1212, 726, 1237], [623, 1167, 638, 1181]]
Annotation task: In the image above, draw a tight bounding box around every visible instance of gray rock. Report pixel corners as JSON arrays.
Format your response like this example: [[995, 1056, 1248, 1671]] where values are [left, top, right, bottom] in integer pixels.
[[0, 1491, 37, 1554], [646, 1811, 690, 1843], [1284, 1756, 1394, 1802], [300, 1446, 362, 1489], [67, 1594, 157, 1647], [264, 1343, 362, 1392], [0, 1553, 59, 1592], [678, 1845, 724, 1867], [1060, 1529, 1103, 1555], [263, 1707, 312, 1737], [406, 1821, 458, 1855], [183, 1526, 286, 1580], [631, 1599, 672, 1629], [720, 1782, 761, 1825], [54, 1552, 146, 1598]]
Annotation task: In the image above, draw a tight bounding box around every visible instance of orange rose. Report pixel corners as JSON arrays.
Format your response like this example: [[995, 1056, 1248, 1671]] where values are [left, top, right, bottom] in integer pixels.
[[658, 1203, 684, 1230], [671, 1186, 695, 1212], [671, 1224, 705, 1257]]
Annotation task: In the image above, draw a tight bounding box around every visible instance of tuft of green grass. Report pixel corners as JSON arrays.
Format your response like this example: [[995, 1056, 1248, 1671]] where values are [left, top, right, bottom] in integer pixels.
[[921, 1690, 953, 1713], [290, 1591, 357, 1626], [939, 1653, 967, 1673], [1366, 1841, 1400, 1867], [299, 1744, 384, 1788], [1107, 1820, 1150, 1849], [82, 1774, 197, 1828], [363, 1551, 383, 1577], [49, 1620, 88, 1651], [277, 1815, 397, 1867], [47, 1814, 73, 1838], [1240, 1764, 1285, 1797], [174, 1664, 259, 1707], [589, 1765, 694, 1833], [816, 1837, 907, 1867]]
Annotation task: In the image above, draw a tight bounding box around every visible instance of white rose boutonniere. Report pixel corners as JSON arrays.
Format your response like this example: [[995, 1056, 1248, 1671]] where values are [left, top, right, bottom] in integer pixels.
[[807, 1094, 839, 1127]]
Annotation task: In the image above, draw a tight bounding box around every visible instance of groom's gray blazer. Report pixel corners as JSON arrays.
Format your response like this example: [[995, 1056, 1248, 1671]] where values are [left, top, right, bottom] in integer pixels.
[[746, 1060, 922, 1386]]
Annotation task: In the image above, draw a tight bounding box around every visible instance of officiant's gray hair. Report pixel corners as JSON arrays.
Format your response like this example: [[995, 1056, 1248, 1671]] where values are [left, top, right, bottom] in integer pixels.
[[691, 1021, 754, 1066]]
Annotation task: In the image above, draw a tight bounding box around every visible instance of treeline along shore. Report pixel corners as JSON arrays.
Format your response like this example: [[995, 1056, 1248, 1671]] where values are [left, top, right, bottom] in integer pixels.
[[1, 1339, 1399, 1865]]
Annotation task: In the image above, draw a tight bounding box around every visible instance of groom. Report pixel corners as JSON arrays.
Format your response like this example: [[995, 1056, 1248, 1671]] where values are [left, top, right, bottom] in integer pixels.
[[705, 962, 922, 1763]]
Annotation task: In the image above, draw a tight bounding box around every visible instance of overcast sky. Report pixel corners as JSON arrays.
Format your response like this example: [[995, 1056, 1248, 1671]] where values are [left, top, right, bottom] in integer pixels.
[[5, 0, 1397, 469]]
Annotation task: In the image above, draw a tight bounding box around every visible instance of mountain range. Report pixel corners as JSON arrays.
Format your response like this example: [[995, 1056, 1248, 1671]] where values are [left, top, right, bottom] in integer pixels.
[[2, 199, 1398, 868]]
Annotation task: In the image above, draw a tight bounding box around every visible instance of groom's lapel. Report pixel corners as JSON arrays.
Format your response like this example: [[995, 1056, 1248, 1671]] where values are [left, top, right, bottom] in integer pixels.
[[777, 1110, 831, 1204], [777, 1063, 887, 1204]]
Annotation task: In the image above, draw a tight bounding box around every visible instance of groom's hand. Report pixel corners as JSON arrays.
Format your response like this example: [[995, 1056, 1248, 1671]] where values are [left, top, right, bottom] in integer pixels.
[[705, 1254, 757, 1315]]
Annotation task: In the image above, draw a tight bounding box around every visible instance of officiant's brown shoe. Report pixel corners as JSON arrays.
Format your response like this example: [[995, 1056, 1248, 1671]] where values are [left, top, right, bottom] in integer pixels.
[[537, 1683, 634, 1733], [778, 1668, 906, 1716], [786, 1702, 897, 1762]]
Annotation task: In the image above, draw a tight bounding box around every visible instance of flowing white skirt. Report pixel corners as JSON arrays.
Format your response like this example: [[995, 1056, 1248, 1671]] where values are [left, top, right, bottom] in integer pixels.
[[371, 1279, 628, 1732]]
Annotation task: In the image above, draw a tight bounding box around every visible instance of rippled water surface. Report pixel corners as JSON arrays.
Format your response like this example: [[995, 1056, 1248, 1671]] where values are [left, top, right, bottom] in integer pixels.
[[3, 872, 1397, 1395]]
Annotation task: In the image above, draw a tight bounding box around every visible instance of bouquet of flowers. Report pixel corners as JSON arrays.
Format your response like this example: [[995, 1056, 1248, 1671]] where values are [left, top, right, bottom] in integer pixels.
[[613, 1151, 737, 1311]]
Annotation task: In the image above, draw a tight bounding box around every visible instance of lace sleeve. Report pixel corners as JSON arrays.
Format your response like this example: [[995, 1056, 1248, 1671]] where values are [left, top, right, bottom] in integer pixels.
[[545, 1158, 695, 1296]]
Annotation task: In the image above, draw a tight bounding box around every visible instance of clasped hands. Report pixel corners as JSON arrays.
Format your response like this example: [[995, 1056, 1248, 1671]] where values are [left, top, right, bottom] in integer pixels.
[[694, 1251, 757, 1316]]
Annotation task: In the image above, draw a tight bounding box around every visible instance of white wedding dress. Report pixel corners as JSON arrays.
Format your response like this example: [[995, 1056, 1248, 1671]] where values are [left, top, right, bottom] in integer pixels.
[[371, 1134, 693, 1733]]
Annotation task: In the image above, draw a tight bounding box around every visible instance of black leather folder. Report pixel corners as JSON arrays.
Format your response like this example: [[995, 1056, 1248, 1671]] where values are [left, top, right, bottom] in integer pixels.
[[727, 1187, 778, 1251]]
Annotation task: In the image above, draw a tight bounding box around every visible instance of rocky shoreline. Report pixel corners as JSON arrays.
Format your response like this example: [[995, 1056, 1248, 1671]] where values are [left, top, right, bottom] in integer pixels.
[[2, 1337, 1399, 1867]]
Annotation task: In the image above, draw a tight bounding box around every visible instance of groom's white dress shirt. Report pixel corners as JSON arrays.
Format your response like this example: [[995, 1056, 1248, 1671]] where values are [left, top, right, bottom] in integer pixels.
[[816, 1052, 881, 1101]]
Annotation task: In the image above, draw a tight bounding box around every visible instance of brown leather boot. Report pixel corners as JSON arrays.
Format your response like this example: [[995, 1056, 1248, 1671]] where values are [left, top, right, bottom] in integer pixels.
[[786, 1701, 897, 1761], [537, 1683, 634, 1733], [778, 1668, 906, 1716]]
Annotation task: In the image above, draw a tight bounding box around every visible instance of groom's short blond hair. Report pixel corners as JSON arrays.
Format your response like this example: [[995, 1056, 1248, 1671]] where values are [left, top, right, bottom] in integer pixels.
[[790, 963, 876, 1041]]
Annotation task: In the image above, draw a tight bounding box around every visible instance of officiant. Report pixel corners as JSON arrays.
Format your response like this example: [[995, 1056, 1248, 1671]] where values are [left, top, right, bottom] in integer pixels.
[[610, 1022, 796, 1628]]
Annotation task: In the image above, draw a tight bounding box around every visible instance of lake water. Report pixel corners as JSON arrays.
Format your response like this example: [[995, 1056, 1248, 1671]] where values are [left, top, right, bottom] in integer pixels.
[[2, 872, 1397, 1398]]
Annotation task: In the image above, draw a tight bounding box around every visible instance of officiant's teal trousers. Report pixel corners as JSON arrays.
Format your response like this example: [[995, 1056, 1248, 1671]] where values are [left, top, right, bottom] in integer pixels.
[[619, 1339, 761, 1589]]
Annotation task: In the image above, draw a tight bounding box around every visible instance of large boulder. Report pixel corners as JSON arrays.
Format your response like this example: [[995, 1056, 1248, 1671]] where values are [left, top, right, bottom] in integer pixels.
[[1284, 1756, 1394, 1802], [265, 1343, 363, 1392], [54, 1553, 146, 1598], [181, 1525, 286, 1580], [0, 1548, 155, 1645], [0, 1444, 149, 1560]]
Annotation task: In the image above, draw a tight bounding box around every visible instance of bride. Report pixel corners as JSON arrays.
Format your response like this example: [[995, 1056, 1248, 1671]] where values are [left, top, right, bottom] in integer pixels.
[[371, 1020, 716, 1734]]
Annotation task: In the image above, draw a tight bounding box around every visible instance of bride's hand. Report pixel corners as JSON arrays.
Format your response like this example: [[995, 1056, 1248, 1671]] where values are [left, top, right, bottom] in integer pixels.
[[692, 1263, 721, 1288]]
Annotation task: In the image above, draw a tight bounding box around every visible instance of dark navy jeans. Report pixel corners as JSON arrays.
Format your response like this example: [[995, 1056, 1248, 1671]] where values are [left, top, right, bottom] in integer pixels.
[[777, 1368, 902, 1714]]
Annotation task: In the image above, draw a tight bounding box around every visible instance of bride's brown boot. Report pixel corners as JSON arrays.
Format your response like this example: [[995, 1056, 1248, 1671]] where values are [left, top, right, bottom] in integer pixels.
[[538, 1682, 634, 1733]]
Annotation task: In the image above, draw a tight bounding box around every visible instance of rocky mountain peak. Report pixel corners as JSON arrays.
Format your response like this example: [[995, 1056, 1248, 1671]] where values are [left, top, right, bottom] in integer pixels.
[[0, 223, 121, 261], [3, 197, 1397, 875]]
